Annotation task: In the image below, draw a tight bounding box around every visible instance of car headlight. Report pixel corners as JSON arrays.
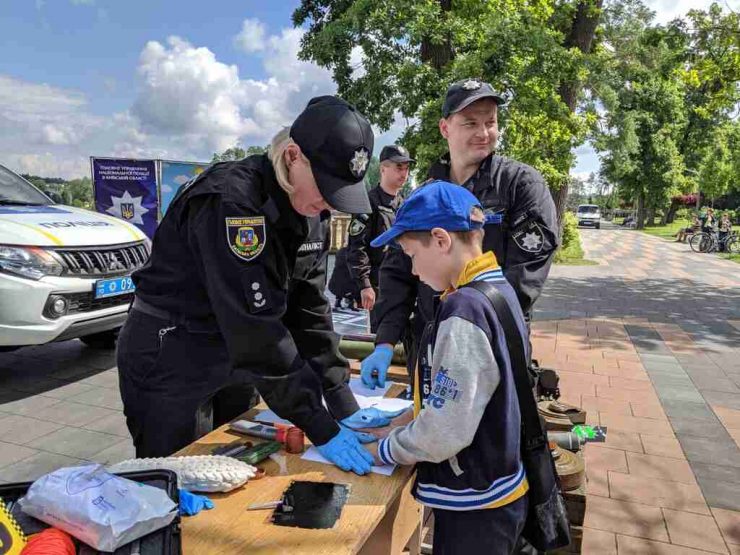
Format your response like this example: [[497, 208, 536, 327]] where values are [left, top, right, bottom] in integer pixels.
[[0, 245, 64, 280]]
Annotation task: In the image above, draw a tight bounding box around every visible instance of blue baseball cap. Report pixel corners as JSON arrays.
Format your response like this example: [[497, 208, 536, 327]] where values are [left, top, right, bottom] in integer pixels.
[[371, 181, 493, 248]]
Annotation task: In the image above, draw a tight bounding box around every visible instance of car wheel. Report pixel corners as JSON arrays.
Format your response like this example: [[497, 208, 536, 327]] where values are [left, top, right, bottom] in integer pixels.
[[80, 330, 119, 349], [596, 223, 600, 229]]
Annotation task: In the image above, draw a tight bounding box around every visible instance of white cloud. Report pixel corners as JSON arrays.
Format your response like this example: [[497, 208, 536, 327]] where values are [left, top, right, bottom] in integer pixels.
[[349, 46, 366, 78], [234, 18, 267, 53], [70, 0, 95, 5], [132, 36, 260, 153], [130, 28, 337, 156], [8, 153, 90, 179], [644, 0, 740, 23], [1, 21, 340, 179], [0, 76, 102, 169]]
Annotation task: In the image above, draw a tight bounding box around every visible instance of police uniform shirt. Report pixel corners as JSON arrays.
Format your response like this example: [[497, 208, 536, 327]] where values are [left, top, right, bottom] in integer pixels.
[[346, 185, 402, 291], [373, 152, 558, 347], [132, 155, 358, 445]]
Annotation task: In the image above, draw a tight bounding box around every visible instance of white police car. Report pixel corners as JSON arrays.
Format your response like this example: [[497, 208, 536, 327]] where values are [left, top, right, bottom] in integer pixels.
[[0, 164, 150, 351]]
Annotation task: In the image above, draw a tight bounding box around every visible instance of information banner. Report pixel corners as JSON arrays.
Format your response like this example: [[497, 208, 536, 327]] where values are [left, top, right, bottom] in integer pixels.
[[92, 158, 158, 238]]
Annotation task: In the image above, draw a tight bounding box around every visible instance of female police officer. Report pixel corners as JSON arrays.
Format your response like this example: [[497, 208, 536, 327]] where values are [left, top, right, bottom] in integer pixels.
[[118, 96, 400, 475]]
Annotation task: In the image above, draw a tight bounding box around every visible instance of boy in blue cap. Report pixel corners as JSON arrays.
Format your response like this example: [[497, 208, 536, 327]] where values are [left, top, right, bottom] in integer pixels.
[[368, 181, 529, 555]]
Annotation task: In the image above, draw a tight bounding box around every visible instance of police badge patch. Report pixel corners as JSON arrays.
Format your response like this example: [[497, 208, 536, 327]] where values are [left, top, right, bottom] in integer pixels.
[[226, 216, 266, 261], [348, 218, 366, 236], [512, 220, 545, 254]]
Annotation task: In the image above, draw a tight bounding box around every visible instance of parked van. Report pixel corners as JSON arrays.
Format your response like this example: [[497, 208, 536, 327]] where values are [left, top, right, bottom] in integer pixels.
[[576, 204, 601, 229], [0, 164, 150, 350]]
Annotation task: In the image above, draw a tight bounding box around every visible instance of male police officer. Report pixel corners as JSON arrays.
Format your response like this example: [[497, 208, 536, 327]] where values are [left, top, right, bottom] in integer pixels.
[[361, 79, 559, 388], [118, 96, 402, 475], [346, 145, 414, 330]]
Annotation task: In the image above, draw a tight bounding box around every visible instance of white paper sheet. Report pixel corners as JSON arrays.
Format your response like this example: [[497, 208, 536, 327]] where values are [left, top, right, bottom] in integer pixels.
[[301, 446, 396, 476], [254, 391, 412, 427], [355, 396, 414, 412], [348, 377, 394, 398]]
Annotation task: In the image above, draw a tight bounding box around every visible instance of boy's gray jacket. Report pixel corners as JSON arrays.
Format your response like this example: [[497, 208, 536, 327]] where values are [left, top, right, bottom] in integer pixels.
[[378, 269, 529, 510]]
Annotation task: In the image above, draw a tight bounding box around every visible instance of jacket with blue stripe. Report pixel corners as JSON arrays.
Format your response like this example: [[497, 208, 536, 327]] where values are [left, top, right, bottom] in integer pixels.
[[378, 252, 528, 510]]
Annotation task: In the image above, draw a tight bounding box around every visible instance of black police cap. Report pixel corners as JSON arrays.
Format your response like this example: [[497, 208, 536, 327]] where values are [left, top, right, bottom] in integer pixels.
[[379, 145, 415, 164], [442, 79, 506, 118], [291, 96, 373, 214]]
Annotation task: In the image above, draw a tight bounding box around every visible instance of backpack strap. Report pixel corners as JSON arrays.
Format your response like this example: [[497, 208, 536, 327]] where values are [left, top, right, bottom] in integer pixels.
[[465, 281, 546, 451]]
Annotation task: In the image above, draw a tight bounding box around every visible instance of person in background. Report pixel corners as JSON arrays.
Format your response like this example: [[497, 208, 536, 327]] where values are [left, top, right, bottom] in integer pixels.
[[676, 213, 700, 243], [718, 212, 733, 251], [362, 78, 558, 390], [346, 145, 414, 331], [328, 246, 361, 311], [701, 208, 716, 233]]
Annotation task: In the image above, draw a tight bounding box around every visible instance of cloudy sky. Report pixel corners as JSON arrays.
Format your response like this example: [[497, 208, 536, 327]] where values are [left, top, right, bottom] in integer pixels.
[[0, 0, 736, 180]]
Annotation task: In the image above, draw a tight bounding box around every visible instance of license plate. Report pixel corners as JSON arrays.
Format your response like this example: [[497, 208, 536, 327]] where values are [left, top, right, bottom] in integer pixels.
[[94, 276, 135, 299]]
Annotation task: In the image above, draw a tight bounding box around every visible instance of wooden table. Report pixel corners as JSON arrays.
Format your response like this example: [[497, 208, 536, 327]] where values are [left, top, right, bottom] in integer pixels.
[[176, 383, 421, 555]]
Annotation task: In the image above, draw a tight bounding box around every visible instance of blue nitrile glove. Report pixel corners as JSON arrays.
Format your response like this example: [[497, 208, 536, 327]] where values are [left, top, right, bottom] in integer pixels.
[[317, 427, 375, 475], [341, 407, 409, 429], [360, 344, 394, 389], [179, 490, 214, 516]]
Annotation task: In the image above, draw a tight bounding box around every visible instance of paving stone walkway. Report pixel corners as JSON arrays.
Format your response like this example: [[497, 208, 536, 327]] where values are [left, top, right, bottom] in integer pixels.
[[534, 226, 740, 553]]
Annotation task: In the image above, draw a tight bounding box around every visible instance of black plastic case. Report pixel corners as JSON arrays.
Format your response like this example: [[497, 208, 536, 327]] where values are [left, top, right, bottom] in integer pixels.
[[0, 470, 182, 555]]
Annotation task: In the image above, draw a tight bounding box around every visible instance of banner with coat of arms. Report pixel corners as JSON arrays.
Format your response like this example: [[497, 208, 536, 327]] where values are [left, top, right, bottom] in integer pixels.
[[92, 158, 159, 238]]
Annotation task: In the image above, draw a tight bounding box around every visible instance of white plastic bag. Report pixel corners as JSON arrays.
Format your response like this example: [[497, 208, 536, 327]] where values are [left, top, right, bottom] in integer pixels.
[[19, 464, 177, 552]]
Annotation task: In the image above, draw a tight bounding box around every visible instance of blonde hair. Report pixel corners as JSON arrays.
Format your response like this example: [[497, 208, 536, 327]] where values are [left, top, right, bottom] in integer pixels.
[[268, 127, 296, 195]]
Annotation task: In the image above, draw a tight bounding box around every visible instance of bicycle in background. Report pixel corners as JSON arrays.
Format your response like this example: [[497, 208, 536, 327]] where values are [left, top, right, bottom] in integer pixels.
[[689, 230, 739, 254]]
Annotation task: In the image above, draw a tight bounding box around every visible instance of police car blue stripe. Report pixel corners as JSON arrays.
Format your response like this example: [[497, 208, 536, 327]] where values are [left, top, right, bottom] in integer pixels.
[[416, 464, 524, 499], [415, 468, 526, 509]]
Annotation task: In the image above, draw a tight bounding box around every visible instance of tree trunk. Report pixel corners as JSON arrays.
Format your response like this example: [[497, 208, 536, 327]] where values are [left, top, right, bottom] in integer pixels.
[[420, 0, 454, 70], [663, 199, 679, 224], [552, 186, 569, 228], [646, 207, 655, 227], [553, 0, 604, 230], [636, 192, 646, 229]]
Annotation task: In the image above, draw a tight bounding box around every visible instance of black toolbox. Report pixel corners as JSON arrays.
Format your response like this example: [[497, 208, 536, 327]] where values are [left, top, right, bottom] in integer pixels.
[[0, 470, 182, 555]]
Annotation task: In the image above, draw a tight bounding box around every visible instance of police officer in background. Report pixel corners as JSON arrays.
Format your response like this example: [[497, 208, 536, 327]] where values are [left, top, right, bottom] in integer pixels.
[[347, 145, 414, 331], [361, 78, 559, 389], [118, 96, 404, 475]]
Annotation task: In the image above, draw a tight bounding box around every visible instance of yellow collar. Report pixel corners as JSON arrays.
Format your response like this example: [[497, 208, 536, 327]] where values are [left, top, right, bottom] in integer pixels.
[[442, 251, 500, 298]]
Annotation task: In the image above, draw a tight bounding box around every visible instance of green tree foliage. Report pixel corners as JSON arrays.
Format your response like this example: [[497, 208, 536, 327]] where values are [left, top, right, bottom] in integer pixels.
[[364, 156, 380, 191], [294, 0, 605, 226], [211, 145, 268, 162], [697, 122, 740, 200], [63, 177, 93, 208], [21, 174, 93, 209], [592, 1, 738, 227]]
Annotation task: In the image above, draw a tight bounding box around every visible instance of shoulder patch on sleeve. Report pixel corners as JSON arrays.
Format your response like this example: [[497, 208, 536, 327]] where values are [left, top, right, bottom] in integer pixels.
[[512, 220, 544, 253], [226, 216, 266, 261], [348, 218, 366, 236]]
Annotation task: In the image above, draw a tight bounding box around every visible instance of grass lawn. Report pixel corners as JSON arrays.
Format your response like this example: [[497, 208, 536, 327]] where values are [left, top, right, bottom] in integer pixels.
[[640, 220, 687, 240], [553, 241, 598, 265], [641, 220, 740, 239], [721, 253, 740, 264]]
